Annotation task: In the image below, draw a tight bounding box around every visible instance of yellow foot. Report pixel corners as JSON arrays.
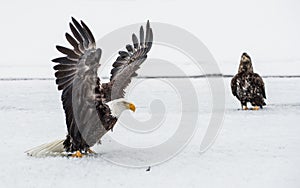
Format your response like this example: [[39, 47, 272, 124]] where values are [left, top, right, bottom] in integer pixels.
[[71, 151, 83, 158], [242, 106, 248, 110], [87, 148, 96, 154], [252, 106, 260, 110]]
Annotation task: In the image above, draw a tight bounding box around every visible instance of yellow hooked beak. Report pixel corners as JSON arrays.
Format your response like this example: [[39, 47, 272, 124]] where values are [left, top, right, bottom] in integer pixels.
[[128, 103, 136, 112]]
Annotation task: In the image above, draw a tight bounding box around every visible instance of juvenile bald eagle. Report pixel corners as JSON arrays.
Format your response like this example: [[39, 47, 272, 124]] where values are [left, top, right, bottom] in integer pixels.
[[26, 18, 153, 157], [231, 53, 266, 110]]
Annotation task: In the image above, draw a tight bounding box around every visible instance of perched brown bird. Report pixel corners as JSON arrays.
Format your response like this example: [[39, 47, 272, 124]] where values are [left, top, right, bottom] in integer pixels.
[[231, 53, 266, 110]]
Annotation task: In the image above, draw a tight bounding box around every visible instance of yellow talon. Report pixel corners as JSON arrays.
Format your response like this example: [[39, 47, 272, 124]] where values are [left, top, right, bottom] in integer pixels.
[[252, 106, 260, 110], [242, 106, 248, 110], [71, 151, 83, 158]]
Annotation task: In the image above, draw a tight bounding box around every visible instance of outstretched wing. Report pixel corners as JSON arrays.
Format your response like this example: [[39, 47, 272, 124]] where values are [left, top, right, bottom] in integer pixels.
[[52, 17, 113, 150], [52, 17, 98, 91], [102, 21, 153, 101], [253, 73, 266, 99]]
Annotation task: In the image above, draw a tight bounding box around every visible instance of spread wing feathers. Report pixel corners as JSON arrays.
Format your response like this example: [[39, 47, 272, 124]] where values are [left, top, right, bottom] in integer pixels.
[[52, 17, 97, 91], [52, 17, 108, 151], [104, 20, 153, 101]]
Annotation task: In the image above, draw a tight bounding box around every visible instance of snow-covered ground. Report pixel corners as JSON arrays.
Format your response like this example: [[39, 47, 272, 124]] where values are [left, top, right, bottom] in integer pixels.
[[0, 77, 299, 188], [1, 0, 299, 187]]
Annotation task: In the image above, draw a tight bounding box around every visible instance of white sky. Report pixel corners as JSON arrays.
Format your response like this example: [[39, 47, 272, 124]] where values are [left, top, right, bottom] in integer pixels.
[[0, 0, 299, 75]]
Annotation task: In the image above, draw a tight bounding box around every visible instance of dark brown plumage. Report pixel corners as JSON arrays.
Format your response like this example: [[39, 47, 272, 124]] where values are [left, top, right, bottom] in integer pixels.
[[52, 17, 153, 153], [231, 53, 266, 110]]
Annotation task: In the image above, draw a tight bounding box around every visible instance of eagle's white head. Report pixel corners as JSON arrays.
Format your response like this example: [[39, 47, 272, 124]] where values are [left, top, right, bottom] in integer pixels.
[[106, 98, 136, 118]]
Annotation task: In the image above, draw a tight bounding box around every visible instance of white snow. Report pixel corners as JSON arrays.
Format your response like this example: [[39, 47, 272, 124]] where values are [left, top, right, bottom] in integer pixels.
[[0, 77, 299, 188], [1, 0, 299, 187]]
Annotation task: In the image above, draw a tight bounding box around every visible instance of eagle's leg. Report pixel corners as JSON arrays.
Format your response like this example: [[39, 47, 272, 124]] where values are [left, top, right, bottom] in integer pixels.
[[252, 106, 260, 110], [241, 102, 248, 110], [71, 150, 83, 158]]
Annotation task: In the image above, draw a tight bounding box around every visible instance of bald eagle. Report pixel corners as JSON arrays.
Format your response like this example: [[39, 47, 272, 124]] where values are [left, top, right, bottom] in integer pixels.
[[231, 53, 266, 110], [26, 18, 153, 157]]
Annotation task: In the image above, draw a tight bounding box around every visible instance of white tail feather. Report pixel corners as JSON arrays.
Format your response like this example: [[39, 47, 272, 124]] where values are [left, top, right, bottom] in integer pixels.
[[26, 139, 66, 157]]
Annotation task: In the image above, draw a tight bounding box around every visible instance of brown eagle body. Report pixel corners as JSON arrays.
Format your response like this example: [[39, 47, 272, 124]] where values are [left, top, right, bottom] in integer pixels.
[[52, 18, 153, 154], [231, 53, 266, 110]]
